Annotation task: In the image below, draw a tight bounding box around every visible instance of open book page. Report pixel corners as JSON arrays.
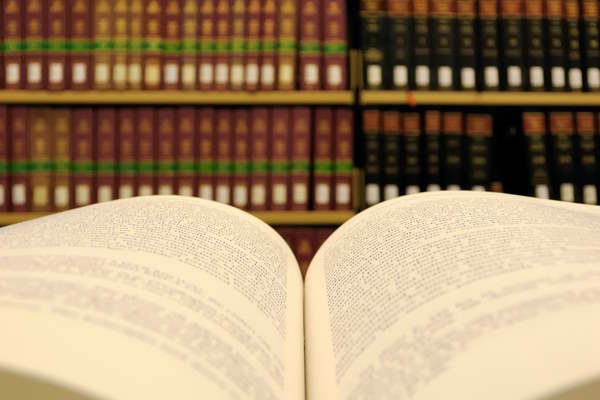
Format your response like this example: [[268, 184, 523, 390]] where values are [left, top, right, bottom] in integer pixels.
[[306, 191, 600, 400], [0, 196, 304, 400]]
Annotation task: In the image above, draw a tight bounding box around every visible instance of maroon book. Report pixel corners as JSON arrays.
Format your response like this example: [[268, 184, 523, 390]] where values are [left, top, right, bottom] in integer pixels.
[[51, 108, 72, 211], [214, 0, 231, 90], [0, 107, 8, 211], [270, 108, 291, 210], [197, 108, 215, 200], [93, 0, 113, 90], [315, 227, 335, 254], [47, 0, 68, 90], [71, 108, 95, 207], [313, 108, 334, 210], [143, 0, 162, 90], [230, 0, 247, 90], [137, 107, 156, 196], [127, 0, 144, 89], [334, 108, 353, 209], [10, 107, 30, 212], [157, 108, 177, 195], [260, 0, 277, 90], [250, 108, 270, 210], [117, 108, 137, 199], [176, 107, 196, 196], [3, 0, 23, 89], [245, 0, 261, 90], [25, 0, 46, 90], [181, 0, 199, 90], [295, 228, 315, 278], [162, 0, 182, 90], [299, 0, 322, 90], [29, 108, 52, 212], [215, 109, 233, 205], [233, 109, 250, 209], [70, 0, 92, 90], [276, 227, 295, 254], [323, 0, 348, 90], [199, 0, 216, 90], [290, 107, 312, 210], [112, 0, 128, 89], [96, 108, 117, 203], [276, 0, 297, 90]]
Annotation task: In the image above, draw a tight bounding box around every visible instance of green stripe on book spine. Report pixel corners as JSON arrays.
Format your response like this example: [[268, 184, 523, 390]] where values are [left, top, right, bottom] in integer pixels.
[[335, 161, 353, 173], [290, 161, 310, 173], [271, 161, 290, 173], [178, 161, 196, 173], [197, 162, 214, 173], [72, 162, 94, 173], [251, 161, 270, 173], [157, 162, 177, 172], [96, 162, 117, 173], [54, 161, 71, 173], [314, 161, 334, 173]]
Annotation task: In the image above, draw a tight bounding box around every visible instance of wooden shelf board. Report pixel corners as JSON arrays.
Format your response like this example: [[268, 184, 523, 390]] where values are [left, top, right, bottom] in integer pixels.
[[361, 91, 600, 106], [0, 211, 355, 226], [0, 90, 354, 105]]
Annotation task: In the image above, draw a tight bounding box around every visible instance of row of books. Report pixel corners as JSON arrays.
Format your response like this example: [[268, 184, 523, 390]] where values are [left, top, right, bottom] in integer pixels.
[[276, 226, 334, 277], [1, 0, 347, 91], [0, 106, 354, 212], [361, 0, 600, 92]]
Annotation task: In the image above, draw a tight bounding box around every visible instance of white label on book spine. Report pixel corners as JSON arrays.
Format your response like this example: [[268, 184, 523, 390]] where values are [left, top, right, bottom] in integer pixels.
[[199, 184, 213, 200], [128, 64, 141, 85], [75, 184, 90, 206], [569, 68, 583, 89], [164, 64, 179, 84], [393, 65, 408, 87], [447, 184, 461, 191], [552, 67, 566, 88], [305, 64, 319, 85], [6, 63, 20, 84], [215, 63, 229, 85], [273, 183, 287, 205], [231, 64, 244, 86], [461, 67, 476, 89], [113, 64, 127, 86], [28, 63, 42, 84], [182, 64, 196, 86], [427, 184, 441, 192], [33, 186, 48, 207], [145, 65, 160, 86], [472, 185, 486, 192], [508, 65, 523, 88], [366, 184, 380, 205], [438, 66, 453, 88], [384, 184, 399, 200], [159, 185, 173, 195], [279, 64, 293, 86], [139, 185, 152, 197], [415, 65, 430, 88], [95, 64, 109, 84], [535, 184, 549, 199], [72, 63, 87, 84], [246, 64, 259, 85], [49, 62, 64, 84], [584, 185, 597, 204], [55, 186, 69, 207], [484, 66, 499, 88], [327, 65, 342, 86], [178, 185, 193, 197], [406, 185, 420, 195], [530, 66, 544, 88], [367, 65, 382, 86], [315, 183, 330, 205], [293, 183, 307, 204], [251, 184, 266, 206], [588, 68, 600, 89], [560, 183, 574, 202], [97, 186, 112, 203], [0, 185, 4, 206], [200, 64, 214, 84], [119, 185, 133, 199], [233, 185, 248, 207], [337, 183, 351, 205], [12, 184, 26, 206], [262, 64, 275, 85]]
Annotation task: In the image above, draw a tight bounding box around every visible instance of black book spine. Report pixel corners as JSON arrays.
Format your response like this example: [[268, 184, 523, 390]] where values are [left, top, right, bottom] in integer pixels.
[[525, 0, 547, 90], [386, 0, 413, 89], [443, 112, 464, 189], [403, 113, 422, 194], [576, 112, 599, 204], [549, 112, 577, 201], [382, 111, 403, 200], [500, 0, 525, 90], [545, 0, 567, 91], [361, 0, 386, 89], [564, 0, 582, 90], [479, 0, 501, 90], [457, 0, 477, 90], [430, 0, 457, 90], [363, 110, 382, 206], [424, 111, 442, 191], [413, 0, 432, 89], [581, 1, 600, 91], [523, 112, 552, 199], [466, 114, 493, 190]]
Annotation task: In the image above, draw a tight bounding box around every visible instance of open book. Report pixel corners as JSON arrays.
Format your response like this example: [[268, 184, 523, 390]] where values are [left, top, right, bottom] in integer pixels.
[[1, 191, 600, 400]]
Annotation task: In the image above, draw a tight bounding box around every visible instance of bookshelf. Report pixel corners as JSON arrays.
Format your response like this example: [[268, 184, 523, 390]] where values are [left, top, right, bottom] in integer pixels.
[[0, 211, 356, 227], [0, 91, 355, 106]]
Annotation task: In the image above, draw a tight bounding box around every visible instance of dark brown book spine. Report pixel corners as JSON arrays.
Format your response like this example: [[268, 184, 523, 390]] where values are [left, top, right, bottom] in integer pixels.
[[71, 108, 95, 207], [215, 109, 232, 204], [93, 0, 113, 90], [313, 108, 334, 210], [364, 109, 381, 206], [143, 0, 162, 89], [52, 108, 72, 211], [245, 0, 261, 90], [214, 0, 231, 90], [112, 0, 128, 89], [563, 0, 582, 91], [424, 111, 442, 191], [250, 108, 270, 210], [199, 0, 215, 90], [479, 0, 500, 90], [271, 108, 291, 211], [523, 112, 551, 198], [136, 107, 155, 196], [361, 0, 385, 89], [334, 108, 353, 209], [70, 0, 92, 90], [163, 0, 181, 90], [181, 0, 199, 89], [260, 0, 277, 90], [323, 0, 347, 90], [29, 108, 52, 212], [127, 0, 144, 89], [403, 112, 422, 194], [430, 0, 457, 90], [413, 0, 432, 89], [501, 0, 525, 90], [524, 0, 545, 90], [197, 107, 215, 200], [456, 0, 476, 89], [581, 0, 600, 91], [3, 0, 24, 89], [382, 110, 401, 201], [295, 228, 315, 278], [47, 0, 68, 90], [230, 0, 246, 90], [290, 107, 312, 210], [157, 108, 177, 195], [466, 114, 493, 190], [443, 112, 464, 190], [545, 0, 566, 91], [117, 108, 137, 199], [24, 0, 46, 90], [387, 0, 412, 89], [275, 227, 295, 254], [549, 112, 576, 201], [96, 108, 117, 203], [576, 112, 598, 204], [10, 108, 29, 211], [176, 107, 196, 196], [277, 0, 297, 89], [299, 0, 322, 90], [232, 109, 250, 209], [0, 107, 7, 211]]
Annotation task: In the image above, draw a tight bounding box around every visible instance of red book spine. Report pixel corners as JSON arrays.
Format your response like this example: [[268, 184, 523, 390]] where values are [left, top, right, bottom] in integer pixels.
[[271, 108, 291, 210], [11, 107, 30, 212], [215, 109, 233, 204], [277, 0, 297, 90], [295, 228, 315, 278], [137, 107, 156, 196], [70, 0, 92, 90], [112, 0, 128, 89], [323, 0, 348, 89], [260, 0, 277, 90], [250, 108, 270, 210], [157, 108, 177, 194], [143, 0, 162, 89], [299, 0, 322, 90], [0, 107, 8, 211], [199, 0, 215, 90], [214, 0, 231, 90], [93, 0, 113, 90], [52, 108, 72, 211], [275, 227, 295, 253], [181, 0, 199, 89], [334, 108, 353, 209], [176, 107, 196, 196], [71, 108, 95, 207], [96, 108, 117, 203], [313, 108, 334, 210], [25, 0, 46, 90], [197, 107, 215, 200], [230, 0, 246, 90], [127, 0, 144, 89], [232, 109, 250, 209], [29, 108, 52, 212], [163, 0, 181, 90], [117, 108, 137, 199], [290, 107, 312, 210], [47, 0, 68, 90], [3, 0, 23, 89], [316, 227, 335, 252], [245, 0, 261, 90]]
